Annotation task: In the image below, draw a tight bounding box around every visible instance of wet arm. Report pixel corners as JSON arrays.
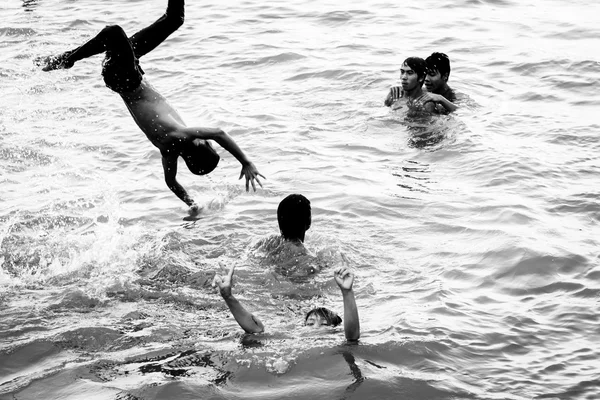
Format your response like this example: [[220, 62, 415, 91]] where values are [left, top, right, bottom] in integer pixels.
[[181, 127, 251, 166], [220, 293, 265, 334], [180, 127, 264, 192], [341, 288, 360, 341], [214, 265, 264, 334], [436, 97, 457, 112], [384, 91, 394, 107], [429, 93, 457, 112], [161, 152, 196, 207]]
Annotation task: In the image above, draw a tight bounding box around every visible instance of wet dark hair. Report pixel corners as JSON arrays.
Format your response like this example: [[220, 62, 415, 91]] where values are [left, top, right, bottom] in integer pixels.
[[305, 307, 342, 327], [403, 57, 428, 83], [277, 194, 311, 242], [426, 52, 451, 79], [180, 141, 220, 175]]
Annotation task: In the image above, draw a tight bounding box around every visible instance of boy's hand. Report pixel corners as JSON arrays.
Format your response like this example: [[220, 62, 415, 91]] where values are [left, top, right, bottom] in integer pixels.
[[212, 264, 236, 298], [384, 86, 402, 106], [334, 266, 354, 292], [389, 86, 402, 100], [239, 162, 265, 192], [428, 93, 445, 103]]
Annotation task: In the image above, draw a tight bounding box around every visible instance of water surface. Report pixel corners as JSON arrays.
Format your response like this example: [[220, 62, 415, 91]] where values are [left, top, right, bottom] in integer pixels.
[[1, 0, 599, 399]]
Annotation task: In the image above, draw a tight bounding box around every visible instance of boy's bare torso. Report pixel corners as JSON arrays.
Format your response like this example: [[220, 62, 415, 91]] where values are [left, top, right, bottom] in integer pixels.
[[120, 78, 188, 152]]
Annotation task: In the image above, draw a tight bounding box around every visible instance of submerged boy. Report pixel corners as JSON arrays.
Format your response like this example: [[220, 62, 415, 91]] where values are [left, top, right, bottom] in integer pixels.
[[212, 264, 360, 341], [36, 0, 264, 213]]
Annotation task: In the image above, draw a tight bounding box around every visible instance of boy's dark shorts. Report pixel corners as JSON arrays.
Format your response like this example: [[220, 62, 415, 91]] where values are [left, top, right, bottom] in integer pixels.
[[101, 55, 145, 94]]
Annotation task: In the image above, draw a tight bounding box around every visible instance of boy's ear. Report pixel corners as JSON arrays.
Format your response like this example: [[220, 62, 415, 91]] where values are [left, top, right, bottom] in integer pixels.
[[442, 73, 449, 82]]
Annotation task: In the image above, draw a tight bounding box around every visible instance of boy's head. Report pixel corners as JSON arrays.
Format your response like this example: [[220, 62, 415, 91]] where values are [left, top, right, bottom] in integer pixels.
[[180, 140, 220, 175], [305, 307, 342, 328], [402, 57, 428, 85], [425, 52, 451, 80], [277, 194, 311, 242], [424, 53, 451, 94]]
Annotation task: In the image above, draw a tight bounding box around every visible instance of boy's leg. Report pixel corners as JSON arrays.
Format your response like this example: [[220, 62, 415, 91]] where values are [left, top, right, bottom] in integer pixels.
[[74, 24, 137, 65], [38, 24, 137, 72], [37, 0, 183, 71], [129, 0, 185, 58]]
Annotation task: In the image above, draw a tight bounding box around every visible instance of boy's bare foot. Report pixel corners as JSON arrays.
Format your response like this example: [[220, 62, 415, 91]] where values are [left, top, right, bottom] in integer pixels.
[[34, 51, 74, 71]]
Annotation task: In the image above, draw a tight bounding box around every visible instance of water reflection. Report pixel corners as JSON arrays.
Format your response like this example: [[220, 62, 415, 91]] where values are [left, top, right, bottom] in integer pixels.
[[392, 159, 432, 194], [404, 114, 451, 150], [341, 349, 365, 396], [22, 0, 39, 11]]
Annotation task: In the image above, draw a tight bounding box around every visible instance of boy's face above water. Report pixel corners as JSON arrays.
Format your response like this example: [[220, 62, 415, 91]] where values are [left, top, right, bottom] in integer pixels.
[[425, 69, 447, 93], [400, 62, 421, 91], [305, 313, 331, 328]]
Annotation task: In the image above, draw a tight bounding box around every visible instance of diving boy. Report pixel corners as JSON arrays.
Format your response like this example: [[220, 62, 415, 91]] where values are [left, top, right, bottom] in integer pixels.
[[36, 0, 264, 213]]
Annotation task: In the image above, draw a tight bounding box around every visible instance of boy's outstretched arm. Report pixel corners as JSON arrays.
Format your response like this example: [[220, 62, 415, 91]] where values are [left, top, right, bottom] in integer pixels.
[[334, 266, 360, 341], [180, 127, 265, 192], [161, 151, 200, 212], [428, 93, 458, 112], [213, 264, 265, 334]]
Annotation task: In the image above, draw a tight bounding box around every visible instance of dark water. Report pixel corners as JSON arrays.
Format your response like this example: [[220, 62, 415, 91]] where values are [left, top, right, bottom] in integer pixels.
[[1, 0, 599, 399]]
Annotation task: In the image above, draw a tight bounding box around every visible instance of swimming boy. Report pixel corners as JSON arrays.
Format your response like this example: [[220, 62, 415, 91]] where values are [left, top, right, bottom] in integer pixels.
[[35, 0, 264, 213], [212, 264, 360, 341], [255, 194, 326, 278], [383, 57, 437, 114], [424, 52, 457, 113]]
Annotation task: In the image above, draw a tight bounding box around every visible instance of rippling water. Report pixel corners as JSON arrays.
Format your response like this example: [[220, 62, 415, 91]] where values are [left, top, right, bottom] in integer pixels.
[[1, 0, 599, 399]]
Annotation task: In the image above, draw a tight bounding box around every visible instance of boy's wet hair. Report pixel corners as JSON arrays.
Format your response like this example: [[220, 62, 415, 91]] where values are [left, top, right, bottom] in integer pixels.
[[277, 194, 311, 242], [403, 57, 428, 82], [180, 141, 220, 175], [305, 307, 342, 327], [426, 52, 451, 78]]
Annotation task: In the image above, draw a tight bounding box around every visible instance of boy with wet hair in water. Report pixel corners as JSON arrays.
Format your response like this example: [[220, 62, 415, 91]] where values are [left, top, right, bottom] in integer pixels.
[[424, 52, 458, 113], [277, 193, 312, 243], [260, 193, 321, 277], [36, 0, 264, 213], [383, 57, 437, 113], [212, 264, 360, 341]]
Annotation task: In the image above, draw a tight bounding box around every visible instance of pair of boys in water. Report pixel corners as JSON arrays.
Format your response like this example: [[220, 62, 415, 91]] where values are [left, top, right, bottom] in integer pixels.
[[384, 53, 458, 114]]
